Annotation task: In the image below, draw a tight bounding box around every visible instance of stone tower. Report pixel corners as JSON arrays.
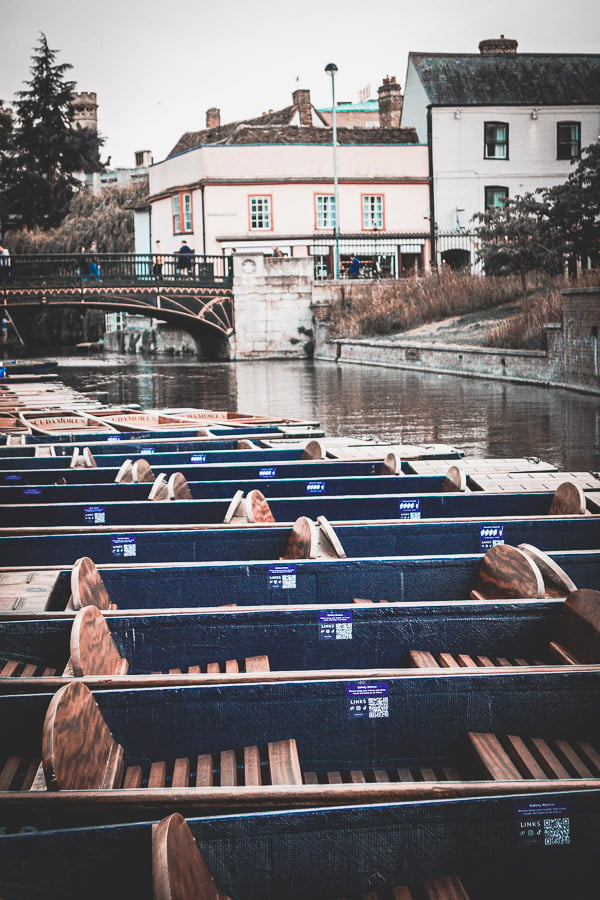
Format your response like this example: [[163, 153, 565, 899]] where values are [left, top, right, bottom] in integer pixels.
[[71, 92, 98, 131]]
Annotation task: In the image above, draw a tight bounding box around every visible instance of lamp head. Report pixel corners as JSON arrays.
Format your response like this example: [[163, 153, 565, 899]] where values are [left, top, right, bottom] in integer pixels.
[[325, 63, 338, 76]]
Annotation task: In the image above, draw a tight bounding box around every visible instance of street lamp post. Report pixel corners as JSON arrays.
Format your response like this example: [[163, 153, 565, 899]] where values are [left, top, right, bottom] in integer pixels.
[[325, 62, 340, 279]]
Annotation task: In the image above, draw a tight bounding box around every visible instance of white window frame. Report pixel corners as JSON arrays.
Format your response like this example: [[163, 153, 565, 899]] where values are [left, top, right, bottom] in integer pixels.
[[362, 195, 384, 230], [315, 194, 337, 230], [249, 195, 272, 231]]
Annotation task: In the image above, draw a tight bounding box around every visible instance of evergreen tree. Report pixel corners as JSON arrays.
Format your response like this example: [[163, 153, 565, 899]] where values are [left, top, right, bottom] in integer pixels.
[[543, 140, 600, 268], [0, 33, 103, 230]]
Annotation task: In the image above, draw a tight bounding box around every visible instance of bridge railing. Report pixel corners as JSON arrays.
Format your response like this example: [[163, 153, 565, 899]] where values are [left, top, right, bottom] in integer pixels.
[[0, 253, 233, 288]]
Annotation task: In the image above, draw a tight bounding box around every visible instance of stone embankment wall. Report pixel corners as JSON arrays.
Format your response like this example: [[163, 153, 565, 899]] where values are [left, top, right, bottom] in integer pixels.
[[312, 286, 600, 396]]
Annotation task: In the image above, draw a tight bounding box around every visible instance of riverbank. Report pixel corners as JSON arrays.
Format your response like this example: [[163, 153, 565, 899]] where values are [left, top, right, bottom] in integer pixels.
[[314, 286, 600, 397]]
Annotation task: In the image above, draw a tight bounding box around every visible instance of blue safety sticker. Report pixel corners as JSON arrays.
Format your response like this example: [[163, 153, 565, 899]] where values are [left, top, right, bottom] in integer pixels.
[[319, 609, 353, 640], [259, 467, 277, 479], [4, 474, 22, 482], [23, 488, 42, 496], [111, 535, 137, 559], [106, 435, 122, 441], [190, 453, 207, 463], [83, 505, 106, 525], [398, 498, 421, 519], [347, 682, 389, 719], [306, 480, 326, 494], [268, 564, 297, 589], [139, 446, 156, 454], [515, 799, 570, 847], [480, 523, 505, 550]]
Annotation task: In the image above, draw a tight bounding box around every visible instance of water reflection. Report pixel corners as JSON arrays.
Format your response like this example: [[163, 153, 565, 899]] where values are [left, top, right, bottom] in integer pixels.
[[55, 352, 600, 471]]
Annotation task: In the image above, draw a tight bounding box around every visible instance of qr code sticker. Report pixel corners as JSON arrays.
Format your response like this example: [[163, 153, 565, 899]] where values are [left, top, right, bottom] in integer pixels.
[[281, 574, 296, 588], [368, 696, 389, 718], [123, 544, 136, 557], [336, 623, 353, 640], [544, 817, 570, 845]]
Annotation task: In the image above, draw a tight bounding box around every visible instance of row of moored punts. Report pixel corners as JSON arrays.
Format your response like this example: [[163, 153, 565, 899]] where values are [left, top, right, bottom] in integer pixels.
[[1, 360, 600, 899]]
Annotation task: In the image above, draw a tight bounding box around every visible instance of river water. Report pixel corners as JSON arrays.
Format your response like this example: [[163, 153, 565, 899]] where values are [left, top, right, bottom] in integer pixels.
[[48, 350, 600, 472]]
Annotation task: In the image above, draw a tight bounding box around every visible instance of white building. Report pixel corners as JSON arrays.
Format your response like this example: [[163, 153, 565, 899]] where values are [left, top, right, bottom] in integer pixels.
[[141, 83, 430, 278], [401, 36, 600, 267]]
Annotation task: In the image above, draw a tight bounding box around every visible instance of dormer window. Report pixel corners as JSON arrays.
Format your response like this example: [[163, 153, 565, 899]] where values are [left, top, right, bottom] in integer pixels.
[[484, 122, 509, 160]]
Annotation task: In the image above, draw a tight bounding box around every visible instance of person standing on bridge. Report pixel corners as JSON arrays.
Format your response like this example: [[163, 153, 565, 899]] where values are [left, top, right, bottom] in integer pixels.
[[0, 244, 10, 285], [153, 240, 165, 279], [176, 240, 193, 277], [87, 241, 102, 283]]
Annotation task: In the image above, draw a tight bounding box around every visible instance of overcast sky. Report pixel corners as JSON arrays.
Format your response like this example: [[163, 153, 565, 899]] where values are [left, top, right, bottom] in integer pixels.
[[1, 0, 598, 168]]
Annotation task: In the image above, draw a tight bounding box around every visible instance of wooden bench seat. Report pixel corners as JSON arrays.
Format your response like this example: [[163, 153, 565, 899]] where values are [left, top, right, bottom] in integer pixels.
[[70, 605, 270, 677], [1, 658, 57, 678], [303, 764, 461, 785], [409, 587, 600, 670], [115, 458, 156, 484], [152, 812, 471, 900], [0, 753, 41, 791], [467, 732, 600, 781], [38, 681, 302, 791]]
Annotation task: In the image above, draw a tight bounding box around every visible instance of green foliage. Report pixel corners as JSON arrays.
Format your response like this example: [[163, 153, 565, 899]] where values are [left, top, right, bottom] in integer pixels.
[[0, 33, 103, 230], [473, 140, 600, 298], [5, 181, 147, 253], [544, 140, 600, 265]]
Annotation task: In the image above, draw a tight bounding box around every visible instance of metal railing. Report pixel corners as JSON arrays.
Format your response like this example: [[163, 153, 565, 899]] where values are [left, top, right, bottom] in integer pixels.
[[0, 253, 233, 289]]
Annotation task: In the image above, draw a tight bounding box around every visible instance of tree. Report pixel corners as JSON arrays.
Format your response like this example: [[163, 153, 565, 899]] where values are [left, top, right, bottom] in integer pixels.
[[472, 193, 562, 304], [0, 33, 103, 230], [543, 140, 600, 269]]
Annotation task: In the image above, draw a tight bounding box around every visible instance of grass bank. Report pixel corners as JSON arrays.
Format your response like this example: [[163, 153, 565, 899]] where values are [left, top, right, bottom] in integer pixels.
[[328, 269, 599, 350]]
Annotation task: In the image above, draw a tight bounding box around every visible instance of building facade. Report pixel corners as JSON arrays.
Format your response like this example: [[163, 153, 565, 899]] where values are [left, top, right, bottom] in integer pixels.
[[141, 83, 430, 279], [401, 37, 600, 268]]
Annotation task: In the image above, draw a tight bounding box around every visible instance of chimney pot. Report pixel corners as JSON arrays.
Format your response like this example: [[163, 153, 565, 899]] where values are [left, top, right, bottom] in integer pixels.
[[378, 76, 402, 128], [206, 107, 220, 128], [293, 88, 312, 126], [478, 36, 518, 54]]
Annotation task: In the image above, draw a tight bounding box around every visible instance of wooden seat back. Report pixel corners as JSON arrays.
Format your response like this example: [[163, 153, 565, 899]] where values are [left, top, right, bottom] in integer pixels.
[[246, 489, 276, 523], [42, 681, 125, 790], [379, 451, 402, 475], [281, 516, 347, 560], [132, 458, 155, 483], [517, 543, 577, 597], [470, 544, 545, 601], [69, 556, 114, 610], [301, 439, 325, 460], [167, 472, 193, 501], [149, 473, 169, 501], [441, 464, 467, 492], [152, 812, 230, 900], [70, 605, 129, 677], [549, 480, 586, 515], [114, 459, 133, 483]]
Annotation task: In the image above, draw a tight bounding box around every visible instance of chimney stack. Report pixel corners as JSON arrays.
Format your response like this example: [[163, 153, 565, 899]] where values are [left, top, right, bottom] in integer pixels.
[[378, 76, 402, 128], [292, 88, 313, 126], [206, 107, 221, 128], [479, 35, 518, 54]]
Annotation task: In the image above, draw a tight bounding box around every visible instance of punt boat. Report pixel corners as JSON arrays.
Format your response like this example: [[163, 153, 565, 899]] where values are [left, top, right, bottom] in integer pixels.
[[1, 793, 599, 899], [0, 588, 598, 692], [1, 667, 600, 831], [1, 541, 598, 615]]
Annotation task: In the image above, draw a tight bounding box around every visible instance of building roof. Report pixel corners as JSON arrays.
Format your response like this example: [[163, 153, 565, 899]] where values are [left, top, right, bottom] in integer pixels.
[[169, 108, 417, 157], [408, 52, 600, 106]]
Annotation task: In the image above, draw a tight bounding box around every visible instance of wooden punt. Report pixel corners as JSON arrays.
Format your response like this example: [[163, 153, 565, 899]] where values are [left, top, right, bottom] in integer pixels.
[[2, 476, 595, 529], [1, 535, 599, 610], [1, 588, 598, 692], [1, 667, 600, 831], [0, 469, 468, 505], [17, 410, 121, 437], [2, 794, 600, 899]]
